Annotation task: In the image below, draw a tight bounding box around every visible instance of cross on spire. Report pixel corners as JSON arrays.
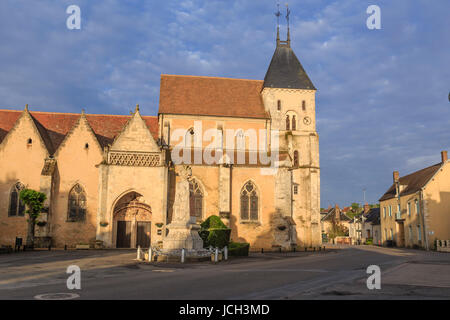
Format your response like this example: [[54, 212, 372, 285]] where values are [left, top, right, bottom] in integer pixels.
[[274, 2, 291, 48]]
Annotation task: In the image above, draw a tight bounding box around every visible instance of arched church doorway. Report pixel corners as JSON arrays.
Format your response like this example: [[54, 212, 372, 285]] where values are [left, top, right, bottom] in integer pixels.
[[113, 191, 152, 248]]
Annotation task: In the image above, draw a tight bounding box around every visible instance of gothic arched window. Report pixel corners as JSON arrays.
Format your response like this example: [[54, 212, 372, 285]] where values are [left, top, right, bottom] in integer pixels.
[[286, 115, 290, 131], [240, 181, 259, 221], [68, 184, 86, 222], [293, 150, 299, 167], [236, 130, 245, 151], [185, 128, 194, 148], [292, 115, 297, 131], [8, 182, 25, 217], [189, 179, 203, 220]]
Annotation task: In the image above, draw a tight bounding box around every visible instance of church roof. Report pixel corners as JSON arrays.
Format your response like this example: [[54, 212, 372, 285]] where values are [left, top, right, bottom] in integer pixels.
[[0, 109, 159, 153], [263, 44, 316, 90], [158, 75, 269, 119]]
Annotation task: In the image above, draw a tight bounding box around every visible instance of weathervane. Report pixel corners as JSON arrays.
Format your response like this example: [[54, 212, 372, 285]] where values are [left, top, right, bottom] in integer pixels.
[[275, 1, 281, 44], [286, 3, 291, 45]]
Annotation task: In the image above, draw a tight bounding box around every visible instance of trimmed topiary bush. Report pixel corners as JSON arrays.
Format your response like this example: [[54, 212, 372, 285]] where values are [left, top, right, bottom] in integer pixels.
[[229, 242, 250, 256], [200, 215, 231, 248], [200, 215, 227, 229]]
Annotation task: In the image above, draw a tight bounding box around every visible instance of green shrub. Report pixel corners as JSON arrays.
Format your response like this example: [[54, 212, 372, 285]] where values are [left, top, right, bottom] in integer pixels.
[[228, 242, 250, 256], [200, 215, 231, 248], [200, 215, 227, 230], [206, 228, 231, 249], [365, 238, 373, 245]]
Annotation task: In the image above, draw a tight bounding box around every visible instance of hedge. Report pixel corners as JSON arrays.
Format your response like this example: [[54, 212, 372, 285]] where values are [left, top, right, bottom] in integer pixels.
[[200, 215, 231, 248], [228, 242, 250, 256]]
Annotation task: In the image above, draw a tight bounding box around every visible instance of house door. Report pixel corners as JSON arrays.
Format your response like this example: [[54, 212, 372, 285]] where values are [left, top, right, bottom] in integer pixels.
[[116, 221, 132, 248], [136, 222, 151, 248]]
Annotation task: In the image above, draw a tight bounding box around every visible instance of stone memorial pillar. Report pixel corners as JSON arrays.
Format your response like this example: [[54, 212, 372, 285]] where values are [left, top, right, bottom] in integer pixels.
[[163, 166, 203, 250]]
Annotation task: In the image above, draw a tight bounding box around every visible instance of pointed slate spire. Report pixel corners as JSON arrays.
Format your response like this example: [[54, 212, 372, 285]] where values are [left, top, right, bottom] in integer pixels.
[[263, 7, 316, 90]]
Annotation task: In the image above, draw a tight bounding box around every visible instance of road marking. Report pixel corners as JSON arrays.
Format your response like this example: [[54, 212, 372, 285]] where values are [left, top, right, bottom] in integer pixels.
[[34, 293, 80, 300], [152, 269, 175, 273]]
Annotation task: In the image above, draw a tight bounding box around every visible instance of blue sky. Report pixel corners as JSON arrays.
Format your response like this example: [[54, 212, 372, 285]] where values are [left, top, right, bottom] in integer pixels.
[[1, 0, 449, 208]]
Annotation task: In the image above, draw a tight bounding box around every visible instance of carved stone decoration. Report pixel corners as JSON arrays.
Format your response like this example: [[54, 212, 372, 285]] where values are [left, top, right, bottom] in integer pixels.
[[108, 152, 160, 167], [163, 165, 203, 250]]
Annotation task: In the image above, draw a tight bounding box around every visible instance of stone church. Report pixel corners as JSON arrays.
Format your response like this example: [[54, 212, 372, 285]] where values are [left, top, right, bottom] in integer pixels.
[[0, 26, 321, 250]]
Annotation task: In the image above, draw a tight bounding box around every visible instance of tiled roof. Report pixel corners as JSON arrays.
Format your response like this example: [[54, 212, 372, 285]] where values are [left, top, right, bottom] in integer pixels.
[[379, 163, 443, 201], [0, 110, 21, 143], [0, 109, 159, 154], [364, 208, 380, 225], [158, 75, 269, 119], [321, 207, 352, 222]]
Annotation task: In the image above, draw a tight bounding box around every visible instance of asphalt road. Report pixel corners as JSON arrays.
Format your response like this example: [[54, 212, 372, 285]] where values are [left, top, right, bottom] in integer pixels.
[[0, 245, 449, 300]]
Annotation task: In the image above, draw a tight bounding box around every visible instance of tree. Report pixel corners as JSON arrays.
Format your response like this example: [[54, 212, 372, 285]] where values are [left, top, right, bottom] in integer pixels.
[[19, 189, 46, 248]]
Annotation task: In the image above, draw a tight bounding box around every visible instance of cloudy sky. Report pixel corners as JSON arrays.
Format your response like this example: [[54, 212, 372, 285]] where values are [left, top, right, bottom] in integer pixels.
[[1, 0, 449, 208]]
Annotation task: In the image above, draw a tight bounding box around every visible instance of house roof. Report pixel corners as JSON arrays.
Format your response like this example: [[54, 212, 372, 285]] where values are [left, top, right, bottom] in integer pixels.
[[0, 109, 159, 154], [364, 208, 380, 225], [263, 44, 316, 90], [321, 207, 352, 222], [158, 75, 269, 119], [379, 163, 443, 201]]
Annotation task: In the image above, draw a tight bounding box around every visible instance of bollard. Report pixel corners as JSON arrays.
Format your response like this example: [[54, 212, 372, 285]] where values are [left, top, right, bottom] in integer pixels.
[[313, 247, 316, 252], [137, 245, 142, 260], [48, 244, 51, 251], [148, 247, 152, 262], [224, 246, 228, 261], [293, 247, 296, 253], [261, 248, 264, 254], [181, 248, 185, 263], [305, 247, 307, 252], [214, 248, 219, 263], [279, 247, 282, 253], [64, 244, 67, 251]]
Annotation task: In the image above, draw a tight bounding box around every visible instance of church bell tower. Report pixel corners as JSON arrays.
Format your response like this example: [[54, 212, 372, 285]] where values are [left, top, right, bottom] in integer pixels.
[[262, 4, 321, 247]]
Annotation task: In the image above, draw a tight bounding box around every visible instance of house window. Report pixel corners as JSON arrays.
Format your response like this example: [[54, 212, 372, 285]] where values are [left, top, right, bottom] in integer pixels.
[[417, 225, 422, 241], [384, 228, 387, 241], [293, 185, 298, 195], [302, 100, 306, 111], [415, 200, 419, 215], [285, 115, 290, 131], [409, 225, 413, 240], [293, 150, 299, 167], [68, 184, 86, 222], [27, 138, 32, 145], [383, 207, 386, 218], [292, 115, 296, 131], [390, 228, 394, 240], [240, 181, 258, 221], [389, 205, 392, 217], [189, 179, 203, 220], [277, 100, 281, 111], [8, 182, 25, 217], [407, 201, 411, 216]]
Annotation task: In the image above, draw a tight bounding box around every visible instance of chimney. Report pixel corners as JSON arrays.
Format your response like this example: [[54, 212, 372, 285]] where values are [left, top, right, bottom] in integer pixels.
[[364, 203, 370, 214], [441, 150, 448, 163], [393, 171, 399, 183], [335, 204, 340, 222]]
